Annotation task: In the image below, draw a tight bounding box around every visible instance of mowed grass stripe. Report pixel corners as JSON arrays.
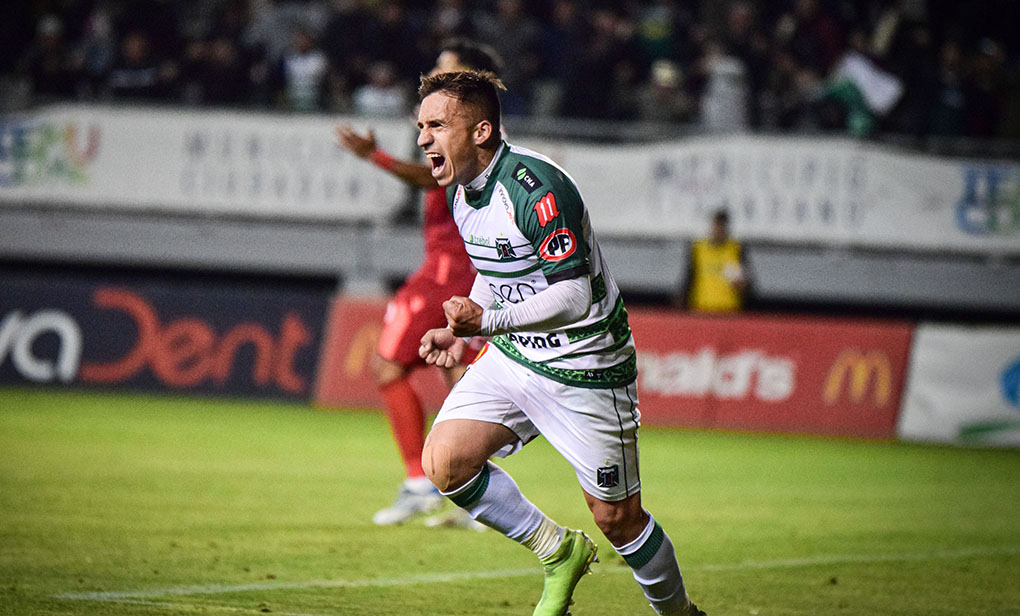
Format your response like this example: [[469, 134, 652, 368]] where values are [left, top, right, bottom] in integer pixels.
[[56, 544, 1020, 601]]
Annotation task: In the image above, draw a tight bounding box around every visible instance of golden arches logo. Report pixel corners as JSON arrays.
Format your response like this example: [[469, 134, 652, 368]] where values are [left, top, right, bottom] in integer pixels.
[[823, 350, 892, 406], [344, 324, 382, 378]]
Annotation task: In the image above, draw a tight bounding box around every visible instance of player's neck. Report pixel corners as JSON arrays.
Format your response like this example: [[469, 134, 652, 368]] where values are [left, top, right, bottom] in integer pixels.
[[464, 142, 504, 191]]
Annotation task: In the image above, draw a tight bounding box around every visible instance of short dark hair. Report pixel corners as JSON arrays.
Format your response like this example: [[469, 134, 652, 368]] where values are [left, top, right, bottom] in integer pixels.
[[713, 208, 730, 225], [441, 38, 504, 76], [419, 71, 505, 147]]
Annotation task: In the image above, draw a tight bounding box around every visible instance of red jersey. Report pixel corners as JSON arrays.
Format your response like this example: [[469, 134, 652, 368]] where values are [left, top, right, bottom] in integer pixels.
[[423, 186, 468, 256]]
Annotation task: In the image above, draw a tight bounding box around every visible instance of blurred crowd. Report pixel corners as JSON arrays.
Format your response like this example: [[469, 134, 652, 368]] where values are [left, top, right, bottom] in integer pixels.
[[4, 0, 1020, 138]]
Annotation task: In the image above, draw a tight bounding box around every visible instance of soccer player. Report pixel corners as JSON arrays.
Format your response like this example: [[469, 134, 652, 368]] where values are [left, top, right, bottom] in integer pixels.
[[416, 71, 707, 616], [333, 40, 503, 526]]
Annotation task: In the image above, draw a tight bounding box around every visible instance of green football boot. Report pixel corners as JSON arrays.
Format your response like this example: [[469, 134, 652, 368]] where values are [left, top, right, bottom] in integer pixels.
[[533, 529, 598, 616]]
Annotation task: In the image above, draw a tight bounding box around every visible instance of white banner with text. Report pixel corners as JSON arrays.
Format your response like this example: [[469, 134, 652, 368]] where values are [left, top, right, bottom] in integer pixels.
[[0, 105, 415, 222], [2, 105, 1018, 254]]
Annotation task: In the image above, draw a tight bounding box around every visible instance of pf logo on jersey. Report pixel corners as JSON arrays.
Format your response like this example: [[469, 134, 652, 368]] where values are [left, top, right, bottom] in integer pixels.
[[539, 228, 577, 261]]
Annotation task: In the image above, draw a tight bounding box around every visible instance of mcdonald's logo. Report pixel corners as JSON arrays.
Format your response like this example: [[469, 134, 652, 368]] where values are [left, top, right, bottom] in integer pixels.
[[343, 323, 382, 379], [823, 350, 892, 406]]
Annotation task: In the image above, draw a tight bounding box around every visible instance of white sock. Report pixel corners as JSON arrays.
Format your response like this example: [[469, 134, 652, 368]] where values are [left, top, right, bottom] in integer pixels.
[[404, 476, 435, 494], [521, 515, 567, 560], [443, 461, 564, 556], [614, 515, 690, 615]]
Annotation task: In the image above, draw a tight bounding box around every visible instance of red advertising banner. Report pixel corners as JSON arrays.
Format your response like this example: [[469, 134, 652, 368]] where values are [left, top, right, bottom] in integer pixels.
[[631, 309, 914, 438], [314, 297, 914, 439], [315, 297, 449, 411]]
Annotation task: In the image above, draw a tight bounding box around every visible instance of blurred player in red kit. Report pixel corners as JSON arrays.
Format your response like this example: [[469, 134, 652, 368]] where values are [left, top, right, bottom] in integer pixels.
[[334, 39, 503, 526]]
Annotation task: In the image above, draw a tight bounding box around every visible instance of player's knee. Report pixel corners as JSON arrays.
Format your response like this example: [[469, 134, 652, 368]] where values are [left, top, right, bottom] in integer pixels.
[[422, 440, 454, 492], [590, 500, 648, 547], [423, 437, 481, 494]]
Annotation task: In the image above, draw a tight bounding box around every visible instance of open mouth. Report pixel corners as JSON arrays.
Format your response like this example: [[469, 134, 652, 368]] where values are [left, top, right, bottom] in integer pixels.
[[427, 152, 446, 175]]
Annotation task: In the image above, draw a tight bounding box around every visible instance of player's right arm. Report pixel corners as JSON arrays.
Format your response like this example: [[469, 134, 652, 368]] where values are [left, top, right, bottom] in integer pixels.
[[444, 275, 592, 337], [334, 124, 438, 189]]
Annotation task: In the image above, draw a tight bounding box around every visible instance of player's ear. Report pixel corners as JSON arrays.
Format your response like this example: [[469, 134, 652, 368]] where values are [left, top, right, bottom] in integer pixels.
[[473, 120, 493, 146]]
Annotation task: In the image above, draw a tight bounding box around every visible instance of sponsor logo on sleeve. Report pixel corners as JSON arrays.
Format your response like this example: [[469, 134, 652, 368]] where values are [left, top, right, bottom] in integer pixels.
[[513, 162, 543, 193], [533, 192, 559, 227], [539, 228, 577, 261]]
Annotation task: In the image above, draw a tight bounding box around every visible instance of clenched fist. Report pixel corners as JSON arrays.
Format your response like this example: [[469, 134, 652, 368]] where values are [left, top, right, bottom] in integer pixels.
[[419, 328, 467, 368], [443, 296, 483, 336]]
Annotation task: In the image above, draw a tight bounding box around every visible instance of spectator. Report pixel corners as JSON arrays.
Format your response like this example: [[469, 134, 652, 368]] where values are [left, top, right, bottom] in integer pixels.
[[18, 15, 77, 100], [564, 8, 636, 120], [74, 9, 117, 100], [106, 30, 177, 101], [533, 0, 587, 117], [274, 26, 329, 112], [200, 36, 252, 106], [675, 208, 752, 314], [927, 40, 967, 136], [779, 0, 844, 76], [1, 0, 1016, 142], [353, 61, 408, 117], [721, 1, 769, 127], [822, 29, 904, 137], [636, 58, 692, 122], [965, 38, 1007, 138], [472, 0, 542, 115], [699, 40, 750, 132]]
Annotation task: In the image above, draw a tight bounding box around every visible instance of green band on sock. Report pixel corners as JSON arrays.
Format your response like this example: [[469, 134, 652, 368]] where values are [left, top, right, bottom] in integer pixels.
[[449, 464, 490, 508], [623, 521, 664, 570]]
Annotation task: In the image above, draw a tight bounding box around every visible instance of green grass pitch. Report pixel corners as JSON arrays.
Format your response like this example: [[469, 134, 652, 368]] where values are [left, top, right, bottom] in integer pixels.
[[2, 387, 1019, 616]]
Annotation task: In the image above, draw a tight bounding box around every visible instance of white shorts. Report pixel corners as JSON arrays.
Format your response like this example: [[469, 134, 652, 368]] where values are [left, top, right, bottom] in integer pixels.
[[434, 344, 642, 502]]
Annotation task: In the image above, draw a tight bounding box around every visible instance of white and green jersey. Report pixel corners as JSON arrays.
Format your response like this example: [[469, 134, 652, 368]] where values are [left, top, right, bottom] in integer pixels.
[[449, 142, 636, 389]]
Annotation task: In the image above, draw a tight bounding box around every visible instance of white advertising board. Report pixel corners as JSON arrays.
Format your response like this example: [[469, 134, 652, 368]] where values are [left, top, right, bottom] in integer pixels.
[[898, 324, 1020, 447], [0, 105, 415, 222], [3, 105, 1019, 255], [525, 135, 1020, 255]]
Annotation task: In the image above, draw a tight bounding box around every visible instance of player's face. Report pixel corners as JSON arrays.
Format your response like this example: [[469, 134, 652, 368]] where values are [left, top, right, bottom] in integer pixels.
[[417, 92, 485, 187]]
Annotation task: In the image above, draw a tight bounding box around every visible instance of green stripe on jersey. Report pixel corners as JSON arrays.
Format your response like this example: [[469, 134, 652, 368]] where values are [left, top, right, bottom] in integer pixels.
[[491, 336, 637, 388], [564, 296, 630, 344], [474, 262, 543, 278]]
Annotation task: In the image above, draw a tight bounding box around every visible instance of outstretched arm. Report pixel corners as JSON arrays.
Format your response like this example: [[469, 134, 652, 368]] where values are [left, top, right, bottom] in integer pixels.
[[334, 124, 438, 190]]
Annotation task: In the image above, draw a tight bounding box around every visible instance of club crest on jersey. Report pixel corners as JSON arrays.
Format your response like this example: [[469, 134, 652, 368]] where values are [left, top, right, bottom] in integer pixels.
[[539, 228, 577, 261], [495, 237, 516, 260], [597, 465, 619, 488], [513, 162, 543, 193], [533, 192, 559, 227]]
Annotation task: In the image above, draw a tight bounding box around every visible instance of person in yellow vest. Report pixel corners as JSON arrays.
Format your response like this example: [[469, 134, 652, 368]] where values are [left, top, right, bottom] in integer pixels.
[[677, 209, 751, 313]]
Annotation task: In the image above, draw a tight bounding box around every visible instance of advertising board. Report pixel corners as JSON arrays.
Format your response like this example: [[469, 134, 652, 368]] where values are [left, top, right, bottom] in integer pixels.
[[631, 309, 913, 437], [0, 267, 330, 399], [899, 324, 1020, 447]]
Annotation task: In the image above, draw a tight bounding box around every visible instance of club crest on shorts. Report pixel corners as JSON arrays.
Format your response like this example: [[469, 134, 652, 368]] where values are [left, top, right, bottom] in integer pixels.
[[597, 464, 620, 489]]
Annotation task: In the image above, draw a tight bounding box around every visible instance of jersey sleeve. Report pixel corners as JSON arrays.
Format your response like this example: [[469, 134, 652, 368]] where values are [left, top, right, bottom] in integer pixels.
[[512, 162, 590, 284]]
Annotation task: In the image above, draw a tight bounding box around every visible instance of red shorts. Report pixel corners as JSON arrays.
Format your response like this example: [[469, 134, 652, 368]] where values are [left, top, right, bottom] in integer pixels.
[[377, 251, 479, 367]]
